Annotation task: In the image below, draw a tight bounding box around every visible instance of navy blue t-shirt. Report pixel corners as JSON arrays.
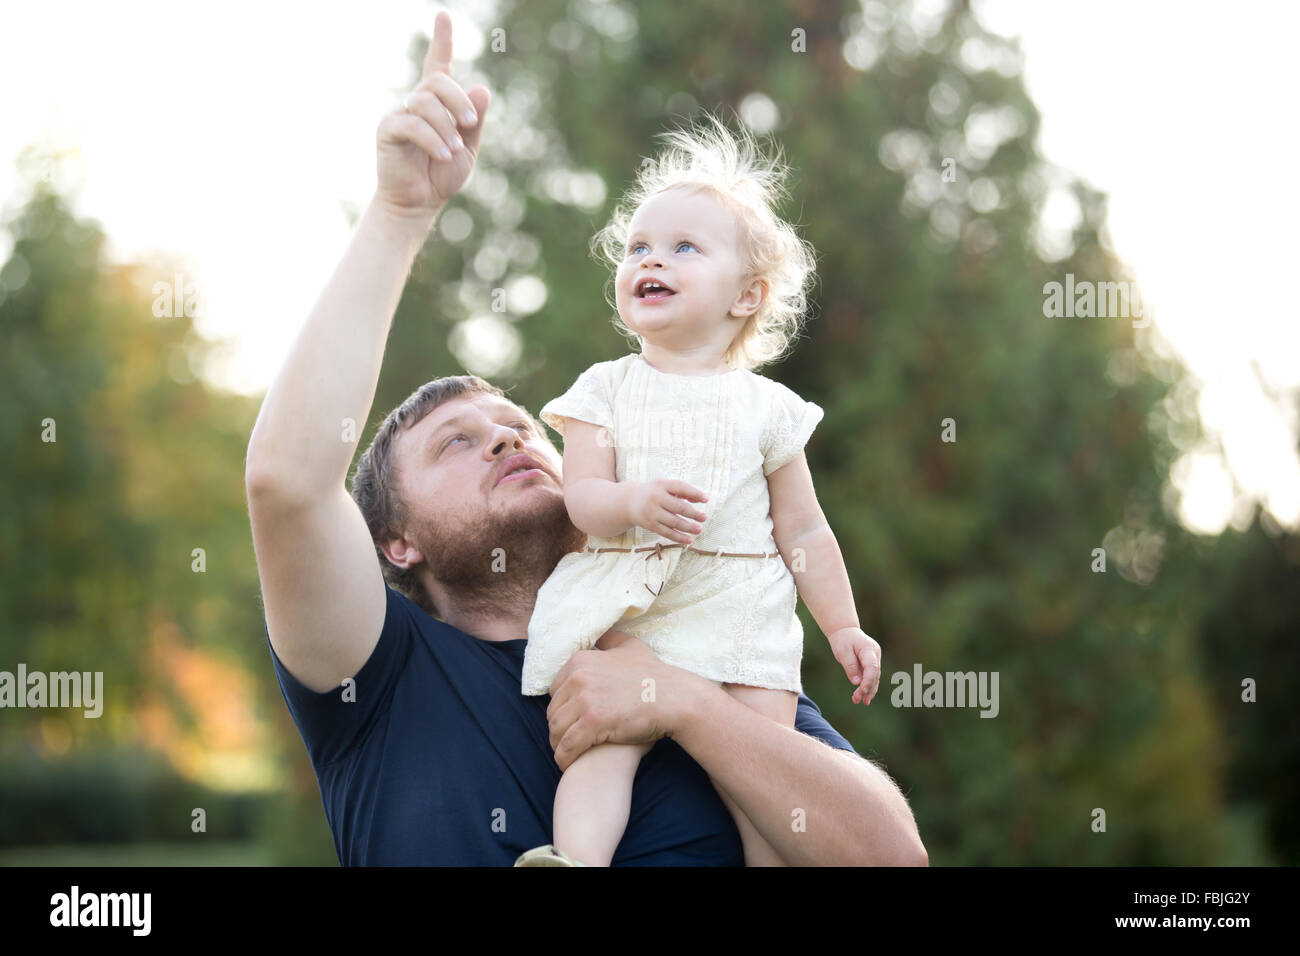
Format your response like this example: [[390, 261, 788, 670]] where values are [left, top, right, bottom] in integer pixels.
[[268, 584, 858, 866]]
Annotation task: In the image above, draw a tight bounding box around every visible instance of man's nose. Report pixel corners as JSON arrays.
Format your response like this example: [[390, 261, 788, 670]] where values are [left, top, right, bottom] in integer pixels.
[[488, 425, 525, 457]]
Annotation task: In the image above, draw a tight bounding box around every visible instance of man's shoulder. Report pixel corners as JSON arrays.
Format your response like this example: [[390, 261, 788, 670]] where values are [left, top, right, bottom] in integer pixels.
[[383, 584, 449, 634], [265, 584, 479, 767], [376, 586, 495, 672]]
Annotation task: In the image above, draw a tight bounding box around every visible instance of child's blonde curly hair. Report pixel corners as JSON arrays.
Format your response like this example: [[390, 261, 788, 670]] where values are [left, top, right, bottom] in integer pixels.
[[590, 112, 818, 371]]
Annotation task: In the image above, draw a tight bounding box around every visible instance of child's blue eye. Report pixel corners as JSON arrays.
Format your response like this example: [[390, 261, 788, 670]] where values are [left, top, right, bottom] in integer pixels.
[[628, 241, 696, 255]]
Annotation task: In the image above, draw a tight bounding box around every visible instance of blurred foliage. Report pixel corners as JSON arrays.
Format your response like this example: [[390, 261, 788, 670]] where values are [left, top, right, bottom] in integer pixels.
[[0, 165, 334, 864], [1, 0, 1296, 865], [0, 747, 261, 845]]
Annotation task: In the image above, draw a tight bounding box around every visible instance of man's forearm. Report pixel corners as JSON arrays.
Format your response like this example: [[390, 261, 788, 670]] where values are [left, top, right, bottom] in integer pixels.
[[671, 680, 927, 866], [246, 199, 438, 497]]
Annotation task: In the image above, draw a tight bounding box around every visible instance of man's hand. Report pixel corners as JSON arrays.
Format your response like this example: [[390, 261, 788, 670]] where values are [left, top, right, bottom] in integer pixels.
[[545, 630, 706, 771], [625, 479, 709, 545], [376, 11, 491, 225], [828, 626, 881, 705]]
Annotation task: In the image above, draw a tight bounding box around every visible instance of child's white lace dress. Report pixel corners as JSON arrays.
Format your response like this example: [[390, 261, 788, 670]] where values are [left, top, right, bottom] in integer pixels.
[[521, 353, 824, 696]]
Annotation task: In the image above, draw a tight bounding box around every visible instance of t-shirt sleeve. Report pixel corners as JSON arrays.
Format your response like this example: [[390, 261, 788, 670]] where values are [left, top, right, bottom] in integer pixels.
[[761, 380, 824, 476], [266, 584, 414, 768], [794, 692, 858, 754], [539, 362, 615, 438]]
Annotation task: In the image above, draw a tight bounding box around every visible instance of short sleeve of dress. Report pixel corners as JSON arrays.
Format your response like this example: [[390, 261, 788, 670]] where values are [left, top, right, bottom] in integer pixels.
[[761, 379, 824, 477], [539, 362, 615, 439]]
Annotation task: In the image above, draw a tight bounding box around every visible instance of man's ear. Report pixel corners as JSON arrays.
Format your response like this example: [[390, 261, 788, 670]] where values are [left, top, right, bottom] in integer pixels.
[[729, 275, 768, 319], [381, 534, 424, 570]]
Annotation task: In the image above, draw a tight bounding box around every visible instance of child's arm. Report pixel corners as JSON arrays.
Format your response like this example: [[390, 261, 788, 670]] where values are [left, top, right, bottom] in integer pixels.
[[558, 418, 709, 545], [768, 451, 881, 705]]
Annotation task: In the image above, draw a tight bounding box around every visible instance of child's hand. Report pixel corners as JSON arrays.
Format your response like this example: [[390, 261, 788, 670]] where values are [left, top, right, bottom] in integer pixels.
[[626, 478, 708, 545], [828, 627, 881, 706]]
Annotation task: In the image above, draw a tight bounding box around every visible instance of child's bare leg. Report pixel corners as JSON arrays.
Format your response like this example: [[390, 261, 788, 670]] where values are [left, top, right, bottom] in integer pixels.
[[552, 740, 654, 866], [709, 684, 799, 867]]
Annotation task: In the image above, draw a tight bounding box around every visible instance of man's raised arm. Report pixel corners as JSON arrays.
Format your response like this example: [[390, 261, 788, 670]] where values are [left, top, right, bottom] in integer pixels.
[[245, 12, 491, 691]]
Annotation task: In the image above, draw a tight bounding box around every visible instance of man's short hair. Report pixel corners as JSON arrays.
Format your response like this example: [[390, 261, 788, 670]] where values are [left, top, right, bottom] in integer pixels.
[[351, 375, 514, 616]]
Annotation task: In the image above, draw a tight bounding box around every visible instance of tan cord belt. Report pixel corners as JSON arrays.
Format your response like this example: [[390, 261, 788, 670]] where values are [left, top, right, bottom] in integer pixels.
[[584, 541, 782, 595]]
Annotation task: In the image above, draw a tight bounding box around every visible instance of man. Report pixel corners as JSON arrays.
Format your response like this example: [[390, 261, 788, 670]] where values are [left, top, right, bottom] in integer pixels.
[[245, 12, 927, 866]]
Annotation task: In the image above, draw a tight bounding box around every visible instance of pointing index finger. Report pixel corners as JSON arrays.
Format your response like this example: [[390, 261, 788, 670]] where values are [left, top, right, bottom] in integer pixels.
[[422, 10, 454, 79]]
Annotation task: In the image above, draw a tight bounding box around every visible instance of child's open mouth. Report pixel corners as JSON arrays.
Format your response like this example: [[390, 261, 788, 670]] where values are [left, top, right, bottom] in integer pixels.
[[635, 278, 676, 300]]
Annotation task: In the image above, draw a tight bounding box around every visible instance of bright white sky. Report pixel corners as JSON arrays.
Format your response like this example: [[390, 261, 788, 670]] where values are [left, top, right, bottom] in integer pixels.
[[1, 0, 1296, 537]]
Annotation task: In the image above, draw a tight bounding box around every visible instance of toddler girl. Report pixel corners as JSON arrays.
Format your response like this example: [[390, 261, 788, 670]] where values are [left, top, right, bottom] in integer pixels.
[[516, 115, 879, 867]]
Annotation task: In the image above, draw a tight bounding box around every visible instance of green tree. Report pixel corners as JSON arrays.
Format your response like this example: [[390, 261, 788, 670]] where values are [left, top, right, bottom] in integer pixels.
[[1, 155, 334, 863]]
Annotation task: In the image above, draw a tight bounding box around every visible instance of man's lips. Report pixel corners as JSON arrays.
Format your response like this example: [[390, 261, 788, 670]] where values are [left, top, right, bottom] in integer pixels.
[[494, 453, 550, 487], [497, 467, 546, 486]]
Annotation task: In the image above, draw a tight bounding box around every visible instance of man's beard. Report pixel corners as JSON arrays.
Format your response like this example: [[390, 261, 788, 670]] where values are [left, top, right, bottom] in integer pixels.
[[410, 486, 586, 613]]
